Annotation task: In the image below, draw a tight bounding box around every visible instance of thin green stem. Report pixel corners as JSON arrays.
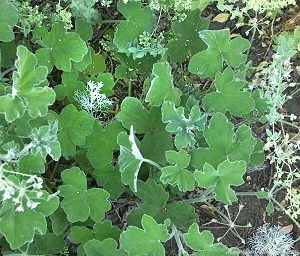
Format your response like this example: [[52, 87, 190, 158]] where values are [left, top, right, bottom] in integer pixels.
[[281, 120, 300, 130], [171, 225, 188, 256]]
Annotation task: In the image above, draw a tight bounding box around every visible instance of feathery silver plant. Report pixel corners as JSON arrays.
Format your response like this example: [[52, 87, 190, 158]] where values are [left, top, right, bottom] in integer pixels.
[[249, 224, 296, 255]]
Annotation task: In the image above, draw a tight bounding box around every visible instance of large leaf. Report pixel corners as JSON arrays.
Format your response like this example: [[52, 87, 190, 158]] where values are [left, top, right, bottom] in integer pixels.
[[167, 10, 209, 62], [145, 62, 182, 107], [0, 0, 18, 42], [113, 1, 155, 51], [190, 112, 257, 170], [33, 22, 88, 71], [0, 46, 55, 122], [194, 160, 246, 204], [120, 215, 171, 256], [59, 167, 111, 222], [58, 104, 94, 157], [160, 149, 195, 192], [203, 67, 255, 116], [188, 29, 250, 77], [161, 101, 207, 149]]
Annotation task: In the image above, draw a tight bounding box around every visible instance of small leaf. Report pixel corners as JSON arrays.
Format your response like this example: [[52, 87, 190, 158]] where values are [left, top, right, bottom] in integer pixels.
[[194, 160, 246, 204], [145, 62, 182, 107], [161, 101, 207, 149], [120, 215, 170, 256], [213, 13, 230, 23], [160, 149, 195, 192]]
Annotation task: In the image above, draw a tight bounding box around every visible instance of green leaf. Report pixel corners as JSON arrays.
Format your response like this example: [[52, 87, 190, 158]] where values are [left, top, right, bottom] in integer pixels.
[[86, 121, 124, 169], [33, 22, 88, 71], [85, 50, 106, 75], [117, 126, 147, 192], [184, 223, 233, 255], [35, 232, 66, 255], [191, 112, 257, 170], [59, 167, 111, 222], [145, 62, 182, 107], [203, 67, 255, 116], [75, 19, 93, 42], [0, 0, 18, 42], [120, 215, 171, 256], [58, 104, 94, 157], [194, 160, 246, 204], [161, 101, 207, 149], [94, 165, 125, 199], [160, 149, 194, 192], [55, 69, 85, 101], [84, 238, 128, 256], [167, 10, 209, 62], [17, 153, 45, 174], [188, 29, 250, 77], [0, 193, 59, 250], [114, 1, 155, 51], [117, 97, 152, 134], [50, 208, 69, 235], [0, 46, 55, 122]]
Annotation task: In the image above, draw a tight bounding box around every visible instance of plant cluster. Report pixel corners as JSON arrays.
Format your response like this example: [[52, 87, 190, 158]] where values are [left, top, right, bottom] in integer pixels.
[[0, 0, 299, 255]]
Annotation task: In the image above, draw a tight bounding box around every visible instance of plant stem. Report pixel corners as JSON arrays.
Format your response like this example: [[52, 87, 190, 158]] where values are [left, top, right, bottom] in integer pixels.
[[171, 225, 188, 256]]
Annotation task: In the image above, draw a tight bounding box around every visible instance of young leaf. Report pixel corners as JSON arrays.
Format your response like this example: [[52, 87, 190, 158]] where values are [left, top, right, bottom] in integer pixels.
[[0, 0, 18, 42], [167, 10, 209, 62], [58, 104, 94, 157], [145, 62, 182, 107], [194, 160, 246, 204], [188, 29, 250, 77], [120, 215, 171, 256], [33, 22, 88, 71], [161, 101, 207, 149], [117, 97, 152, 134], [184, 223, 236, 255], [160, 149, 195, 192], [203, 67, 255, 116], [191, 112, 257, 170], [117, 126, 147, 192], [59, 167, 111, 222], [113, 1, 155, 51], [0, 46, 55, 122]]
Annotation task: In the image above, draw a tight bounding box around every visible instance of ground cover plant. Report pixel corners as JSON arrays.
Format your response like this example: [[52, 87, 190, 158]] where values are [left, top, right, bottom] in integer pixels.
[[0, 0, 300, 255]]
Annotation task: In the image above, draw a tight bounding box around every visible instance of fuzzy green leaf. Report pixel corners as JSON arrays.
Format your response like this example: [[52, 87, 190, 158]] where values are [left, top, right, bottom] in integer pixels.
[[167, 10, 209, 62], [191, 112, 257, 170], [58, 104, 94, 157], [86, 122, 124, 169], [194, 160, 246, 204], [59, 167, 111, 222], [184, 223, 234, 255], [188, 29, 250, 77], [117, 97, 152, 134], [114, 1, 155, 51], [0, 46, 55, 122], [33, 22, 88, 71], [145, 62, 182, 107], [160, 149, 194, 192], [203, 68, 255, 116], [161, 101, 207, 149], [120, 215, 171, 256], [0, 0, 18, 42], [84, 238, 128, 256]]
